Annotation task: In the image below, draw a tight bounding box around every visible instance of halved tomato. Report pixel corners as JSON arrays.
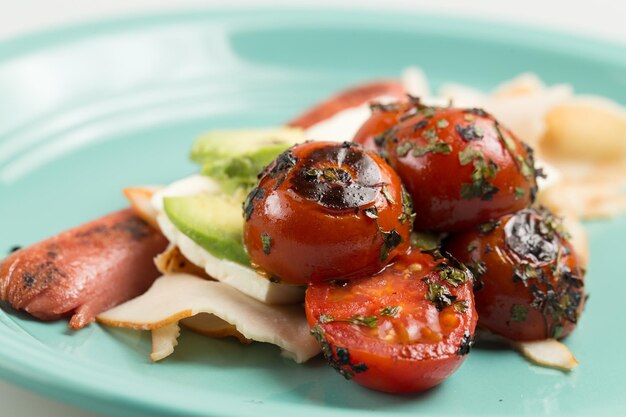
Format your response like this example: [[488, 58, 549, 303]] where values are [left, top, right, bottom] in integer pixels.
[[305, 249, 477, 393]]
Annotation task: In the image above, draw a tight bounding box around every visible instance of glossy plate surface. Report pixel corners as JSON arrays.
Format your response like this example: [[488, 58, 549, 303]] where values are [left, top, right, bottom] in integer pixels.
[[0, 9, 625, 417]]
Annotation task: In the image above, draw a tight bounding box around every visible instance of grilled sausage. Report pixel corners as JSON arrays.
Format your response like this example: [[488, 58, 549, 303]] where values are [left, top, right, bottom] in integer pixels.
[[0, 209, 168, 329]]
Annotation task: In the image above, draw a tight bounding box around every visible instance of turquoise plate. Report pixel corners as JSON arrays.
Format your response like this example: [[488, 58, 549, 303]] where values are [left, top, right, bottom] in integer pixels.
[[0, 9, 625, 417]]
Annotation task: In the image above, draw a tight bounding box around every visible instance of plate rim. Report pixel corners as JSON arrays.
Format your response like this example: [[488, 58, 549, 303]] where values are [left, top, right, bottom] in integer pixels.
[[0, 7, 625, 417]]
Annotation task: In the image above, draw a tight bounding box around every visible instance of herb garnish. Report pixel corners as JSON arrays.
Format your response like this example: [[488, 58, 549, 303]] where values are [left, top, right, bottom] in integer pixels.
[[423, 279, 457, 311], [478, 220, 499, 234], [458, 331, 473, 355], [260, 233, 272, 255], [243, 187, 265, 221], [396, 141, 413, 157], [380, 229, 402, 262], [317, 314, 379, 328], [510, 304, 528, 322], [454, 300, 469, 313], [455, 124, 484, 141], [311, 324, 368, 380], [397, 187, 415, 225], [434, 263, 468, 287], [514, 187, 525, 200], [437, 118, 450, 128], [380, 306, 401, 317], [350, 315, 379, 328], [458, 146, 499, 200]]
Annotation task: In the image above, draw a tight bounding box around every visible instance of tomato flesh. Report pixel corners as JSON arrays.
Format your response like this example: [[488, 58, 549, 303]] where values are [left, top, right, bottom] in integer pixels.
[[243, 141, 412, 285], [444, 207, 586, 341], [305, 250, 477, 393], [362, 103, 538, 232]]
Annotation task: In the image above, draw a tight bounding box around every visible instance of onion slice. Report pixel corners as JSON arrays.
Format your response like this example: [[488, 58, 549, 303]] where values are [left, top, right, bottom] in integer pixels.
[[513, 339, 579, 372]]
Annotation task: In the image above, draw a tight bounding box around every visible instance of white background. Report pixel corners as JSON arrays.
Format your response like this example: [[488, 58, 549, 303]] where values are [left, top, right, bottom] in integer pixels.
[[0, 1, 624, 416]]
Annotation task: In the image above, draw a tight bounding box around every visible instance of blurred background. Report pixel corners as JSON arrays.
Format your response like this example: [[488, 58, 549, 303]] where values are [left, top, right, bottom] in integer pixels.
[[1, 0, 626, 43], [0, 1, 624, 417]]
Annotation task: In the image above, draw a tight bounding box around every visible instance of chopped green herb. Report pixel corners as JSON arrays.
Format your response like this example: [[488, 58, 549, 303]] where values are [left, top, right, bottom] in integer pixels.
[[514, 187, 525, 200], [435, 264, 468, 287], [243, 187, 265, 221], [424, 279, 457, 311], [437, 118, 450, 128], [380, 306, 401, 317], [518, 155, 535, 179], [423, 128, 439, 143], [396, 141, 413, 157], [380, 229, 402, 261], [478, 220, 499, 234], [397, 188, 415, 225], [413, 120, 429, 131], [455, 124, 484, 141], [310, 324, 368, 380], [510, 304, 528, 322], [458, 331, 473, 355], [319, 314, 335, 324], [454, 300, 469, 313], [350, 315, 379, 328], [260, 233, 272, 255], [413, 142, 452, 157], [458, 146, 483, 166]]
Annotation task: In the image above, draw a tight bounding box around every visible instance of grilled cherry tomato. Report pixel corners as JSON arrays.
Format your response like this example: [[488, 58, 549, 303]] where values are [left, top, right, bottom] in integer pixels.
[[444, 206, 586, 341], [243, 141, 412, 285], [353, 101, 412, 151], [305, 249, 477, 393], [378, 103, 537, 232]]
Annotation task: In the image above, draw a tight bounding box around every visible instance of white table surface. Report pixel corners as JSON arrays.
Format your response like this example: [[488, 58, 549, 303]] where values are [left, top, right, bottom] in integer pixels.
[[1, 1, 624, 416]]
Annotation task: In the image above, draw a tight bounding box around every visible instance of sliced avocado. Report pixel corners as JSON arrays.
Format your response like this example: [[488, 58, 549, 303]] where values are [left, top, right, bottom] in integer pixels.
[[164, 193, 250, 266], [190, 127, 306, 192]]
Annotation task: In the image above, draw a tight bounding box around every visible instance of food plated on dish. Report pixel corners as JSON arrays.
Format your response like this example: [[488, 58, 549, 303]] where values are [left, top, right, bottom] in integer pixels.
[[1, 67, 625, 394]]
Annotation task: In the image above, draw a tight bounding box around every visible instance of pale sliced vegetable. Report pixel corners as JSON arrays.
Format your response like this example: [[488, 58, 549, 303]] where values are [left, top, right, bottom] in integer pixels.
[[492, 73, 545, 98], [152, 176, 304, 305], [538, 170, 626, 220], [151, 322, 180, 362], [542, 97, 626, 162], [123, 186, 162, 229], [514, 339, 579, 372], [98, 274, 320, 363]]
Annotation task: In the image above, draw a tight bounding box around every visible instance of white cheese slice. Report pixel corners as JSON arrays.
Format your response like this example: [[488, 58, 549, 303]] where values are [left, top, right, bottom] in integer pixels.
[[98, 274, 320, 363], [151, 174, 304, 305]]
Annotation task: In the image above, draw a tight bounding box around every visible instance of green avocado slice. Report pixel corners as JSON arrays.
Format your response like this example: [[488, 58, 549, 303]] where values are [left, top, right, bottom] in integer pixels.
[[163, 193, 250, 267]]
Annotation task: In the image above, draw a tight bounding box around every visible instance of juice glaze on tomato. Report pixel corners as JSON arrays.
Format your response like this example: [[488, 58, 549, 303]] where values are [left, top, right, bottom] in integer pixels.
[[305, 249, 477, 393]]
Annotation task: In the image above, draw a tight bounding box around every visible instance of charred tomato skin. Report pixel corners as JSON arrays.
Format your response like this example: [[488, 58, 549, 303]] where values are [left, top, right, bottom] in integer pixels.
[[444, 207, 586, 341], [305, 249, 477, 393], [380, 106, 537, 232], [243, 141, 412, 285]]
